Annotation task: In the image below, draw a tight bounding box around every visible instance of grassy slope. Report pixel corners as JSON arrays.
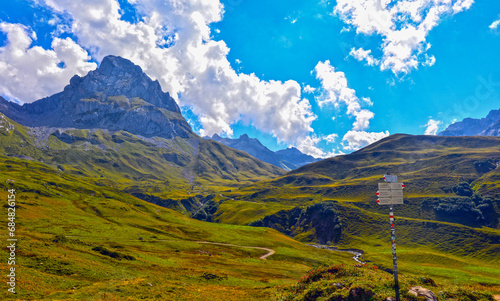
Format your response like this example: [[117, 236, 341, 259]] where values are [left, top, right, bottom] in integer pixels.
[[0, 155, 352, 300], [277, 264, 497, 300], [0, 113, 284, 195], [1, 114, 499, 298], [209, 134, 500, 293]]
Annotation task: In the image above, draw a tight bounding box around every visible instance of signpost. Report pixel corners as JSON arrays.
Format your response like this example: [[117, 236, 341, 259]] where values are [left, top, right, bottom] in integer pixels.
[[376, 174, 404, 301]]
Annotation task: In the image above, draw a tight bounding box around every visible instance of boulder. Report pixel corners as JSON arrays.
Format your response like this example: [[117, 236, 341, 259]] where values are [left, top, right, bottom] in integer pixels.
[[408, 286, 438, 301]]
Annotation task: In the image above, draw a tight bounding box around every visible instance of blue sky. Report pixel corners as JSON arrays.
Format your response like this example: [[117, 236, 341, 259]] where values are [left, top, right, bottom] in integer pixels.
[[1, 0, 500, 157]]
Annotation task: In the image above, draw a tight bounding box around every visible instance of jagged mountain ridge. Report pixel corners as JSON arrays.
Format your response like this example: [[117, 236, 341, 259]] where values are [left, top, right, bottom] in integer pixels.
[[438, 108, 500, 136], [207, 134, 320, 170], [0, 55, 191, 139], [0, 56, 284, 189]]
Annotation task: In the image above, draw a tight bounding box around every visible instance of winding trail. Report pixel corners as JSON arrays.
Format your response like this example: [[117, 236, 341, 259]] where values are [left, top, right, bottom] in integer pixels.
[[309, 244, 366, 264], [65, 235, 275, 260], [196, 241, 275, 260]]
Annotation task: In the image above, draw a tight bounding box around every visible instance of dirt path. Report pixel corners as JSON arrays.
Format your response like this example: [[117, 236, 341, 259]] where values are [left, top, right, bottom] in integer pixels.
[[196, 241, 275, 260], [65, 235, 275, 260], [219, 194, 235, 200]]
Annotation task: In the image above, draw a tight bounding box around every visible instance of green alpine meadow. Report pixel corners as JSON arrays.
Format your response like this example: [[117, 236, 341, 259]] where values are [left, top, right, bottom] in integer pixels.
[[0, 54, 499, 300]]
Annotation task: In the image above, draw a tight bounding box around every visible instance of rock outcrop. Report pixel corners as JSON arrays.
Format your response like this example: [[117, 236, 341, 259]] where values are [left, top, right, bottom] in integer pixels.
[[0, 55, 192, 139], [408, 286, 438, 301], [250, 201, 342, 244]]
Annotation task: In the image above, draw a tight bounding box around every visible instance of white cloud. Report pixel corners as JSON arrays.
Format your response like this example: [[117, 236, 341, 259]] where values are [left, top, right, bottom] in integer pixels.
[[349, 47, 379, 66], [314, 60, 361, 114], [335, 0, 474, 74], [489, 16, 500, 30], [423, 54, 436, 67], [0, 0, 317, 145], [303, 84, 316, 93], [342, 130, 390, 151], [424, 118, 441, 135], [296, 135, 324, 158], [352, 109, 374, 131], [0, 22, 96, 102], [285, 16, 298, 24], [313, 60, 388, 152], [314, 60, 374, 131], [324, 133, 338, 144], [296, 135, 343, 158], [361, 97, 373, 106]]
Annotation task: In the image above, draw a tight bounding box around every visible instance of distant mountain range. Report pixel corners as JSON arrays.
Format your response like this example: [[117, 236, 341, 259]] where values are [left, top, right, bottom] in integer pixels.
[[439, 108, 500, 136], [207, 134, 320, 170]]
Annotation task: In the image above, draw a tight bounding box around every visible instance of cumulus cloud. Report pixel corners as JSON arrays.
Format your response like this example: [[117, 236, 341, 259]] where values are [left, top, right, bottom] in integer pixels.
[[314, 60, 359, 112], [335, 0, 474, 74], [424, 118, 441, 135], [313, 60, 387, 151], [349, 47, 379, 66], [342, 130, 390, 151], [296, 135, 343, 159], [0, 0, 317, 145], [314, 60, 374, 131], [324, 133, 338, 144], [0, 22, 96, 102], [352, 109, 374, 131], [303, 84, 316, 93]]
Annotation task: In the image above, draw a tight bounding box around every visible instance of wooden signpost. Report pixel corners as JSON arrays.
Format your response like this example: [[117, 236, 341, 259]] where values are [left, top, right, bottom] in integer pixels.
[[376, 174, 404, 301]]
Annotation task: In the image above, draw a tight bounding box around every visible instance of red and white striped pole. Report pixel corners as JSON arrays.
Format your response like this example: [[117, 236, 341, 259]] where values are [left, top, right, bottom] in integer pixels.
[[390, 204, 400, 301]]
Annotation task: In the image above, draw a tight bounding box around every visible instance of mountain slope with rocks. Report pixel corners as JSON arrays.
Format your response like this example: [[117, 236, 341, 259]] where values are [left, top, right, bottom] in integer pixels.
[[0, 55, 284, 193], [438, 108, 500, 136]]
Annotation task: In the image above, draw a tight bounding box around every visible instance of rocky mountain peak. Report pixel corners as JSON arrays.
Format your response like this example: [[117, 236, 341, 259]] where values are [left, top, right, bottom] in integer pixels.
[[0, 55, 192, 139], [64, 55, 179, 113], [276, 147, 320, 167]]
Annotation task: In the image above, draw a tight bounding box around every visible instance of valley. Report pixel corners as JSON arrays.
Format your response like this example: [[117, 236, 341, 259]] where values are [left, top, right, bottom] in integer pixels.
[[0, 56, 499, 300]]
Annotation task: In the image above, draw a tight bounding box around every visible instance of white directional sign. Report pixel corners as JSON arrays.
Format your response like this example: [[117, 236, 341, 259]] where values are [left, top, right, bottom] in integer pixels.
[[384, 174, 398, 183], [377, 197, 394, 205], [376, 182, 405, 205], [377, 190, 393, 197]]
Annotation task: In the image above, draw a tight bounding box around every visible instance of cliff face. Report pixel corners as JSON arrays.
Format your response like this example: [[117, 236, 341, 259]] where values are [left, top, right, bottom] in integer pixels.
[[250, 202, 342, 244], [0, 55, 192, 139]]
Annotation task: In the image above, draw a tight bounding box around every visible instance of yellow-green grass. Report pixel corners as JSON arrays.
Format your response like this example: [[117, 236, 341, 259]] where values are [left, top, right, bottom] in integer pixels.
[[212, 196, 500, 293], [276, 263, 498, 301], [2, 128, 500, 299], [0, 159, 351, 300]]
